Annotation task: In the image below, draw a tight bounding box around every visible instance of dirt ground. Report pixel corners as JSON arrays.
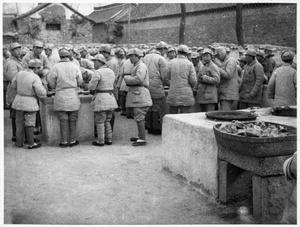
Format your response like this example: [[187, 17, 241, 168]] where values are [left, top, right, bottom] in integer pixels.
[[3, 109, 254, 225]]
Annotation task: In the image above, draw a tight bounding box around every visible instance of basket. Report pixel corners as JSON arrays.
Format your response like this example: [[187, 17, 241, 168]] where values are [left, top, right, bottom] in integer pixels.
[[213, 121, 297, 157]]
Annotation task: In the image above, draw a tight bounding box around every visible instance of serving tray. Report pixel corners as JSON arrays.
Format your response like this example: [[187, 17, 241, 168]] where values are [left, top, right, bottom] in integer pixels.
[[205, 110, 257, 121]]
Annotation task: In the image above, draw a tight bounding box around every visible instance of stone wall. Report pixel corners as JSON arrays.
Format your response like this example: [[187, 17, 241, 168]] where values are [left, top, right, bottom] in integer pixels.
[[116, 4, 296, 48]]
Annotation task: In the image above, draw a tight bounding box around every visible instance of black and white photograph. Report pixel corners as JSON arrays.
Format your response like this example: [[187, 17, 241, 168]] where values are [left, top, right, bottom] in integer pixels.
[[2, 1, 297, 225]]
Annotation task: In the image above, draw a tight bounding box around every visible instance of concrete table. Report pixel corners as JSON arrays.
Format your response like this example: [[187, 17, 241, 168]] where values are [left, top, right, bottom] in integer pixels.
[[39, 94, 94, 144], [161, 107, 297, 198]]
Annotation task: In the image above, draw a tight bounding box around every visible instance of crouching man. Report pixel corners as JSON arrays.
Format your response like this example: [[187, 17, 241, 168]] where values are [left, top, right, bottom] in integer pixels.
[[88, 54, 118, 146], [11, 59, 46, 149], [124, 48, 152, 146]]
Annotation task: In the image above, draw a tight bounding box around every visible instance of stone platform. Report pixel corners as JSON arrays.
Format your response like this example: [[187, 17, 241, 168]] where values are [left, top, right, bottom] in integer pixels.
[[161, 107, 297, 200], [39, 94, 94, 144]]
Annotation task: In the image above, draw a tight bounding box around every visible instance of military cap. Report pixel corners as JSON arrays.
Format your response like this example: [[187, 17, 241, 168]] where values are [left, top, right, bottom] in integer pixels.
[[191, 52, 200, 58], [213, 47, 226, 56], [167, 47, 176, 53], [245, 49, 256, 57], [191, 46, 198, 51], [115, 48, 125, 55], [177, 45, 189, 54], [99, 44, 112, 53], [78, 45, 88, 53], [44, 43, 54, 50], [9, 42, 21, 51], [225, 47, 231, 53], [197, 46, 204, 52], [89, 48, 98, 56], [156, 41, 168, 49], [127, 48, 144, 57], [28, 59, 42, 68], [202, 48, 214, 56], [33, 40, 44, 48], [90, 54, 107, 64], [281, 50, 294, 61], [58, 47, 71, 57], [256, 50, 265, 58]]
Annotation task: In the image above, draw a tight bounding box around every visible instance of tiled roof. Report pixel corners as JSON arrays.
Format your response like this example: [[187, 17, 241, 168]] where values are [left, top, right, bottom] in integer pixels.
[[13, 3, 95, 23], [88, 3, 133, 23]]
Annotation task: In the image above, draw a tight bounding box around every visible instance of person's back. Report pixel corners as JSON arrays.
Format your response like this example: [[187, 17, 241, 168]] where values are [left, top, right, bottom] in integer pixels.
[[49, 59, 83, 111], [12, 69, 46, 112], [268, 50, 297, 106], [144, 51, 168, 99], [47, 48, 83, 148], [167, 46, 197, 111]]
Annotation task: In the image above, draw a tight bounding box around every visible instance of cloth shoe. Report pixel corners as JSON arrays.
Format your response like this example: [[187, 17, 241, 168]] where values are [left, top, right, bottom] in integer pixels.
[[59, 142, 69, 148], [132, 140, 147, 146], [130, 137, 139, 142], [28, 143, 42, 149], [92, 141, 104, 146], [69, 140, 79, 147]]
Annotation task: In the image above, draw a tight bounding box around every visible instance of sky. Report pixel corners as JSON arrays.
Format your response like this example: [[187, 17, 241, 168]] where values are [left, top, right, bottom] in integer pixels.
[[2, 3, 109, 18]]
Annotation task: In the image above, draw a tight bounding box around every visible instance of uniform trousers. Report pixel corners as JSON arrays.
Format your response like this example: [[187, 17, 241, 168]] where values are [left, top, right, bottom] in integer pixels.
[[56, 110, 78, 143], [15, 110, 36, 147]]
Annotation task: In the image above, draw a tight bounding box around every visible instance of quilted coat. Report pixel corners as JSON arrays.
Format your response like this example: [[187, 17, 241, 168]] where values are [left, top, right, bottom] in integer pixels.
[[239, 59, 264, 104], [11, 69, 46, 111], [143, 51, 169, 99], [48, 59, 83, 111], [124, 59, 152, 108], [88, 65, 118, 112], [166, 55, 197, 106], [267, 62, 297, 106], [4, 56, 24, 104], [195, 61, 220, 104]]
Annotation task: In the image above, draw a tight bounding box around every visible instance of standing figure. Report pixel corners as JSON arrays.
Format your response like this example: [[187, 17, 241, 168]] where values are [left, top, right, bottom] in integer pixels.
[[22, 40, 50, 135], [3, 47, 11, 109], [88, 54, 118, 146], [48, 47, 83, 148], [238, 49, 264, 109], [44, 43, 60, 68], [4, 42, 24, 142], [194, 48, 220, 112], [99, 44, 120, 130], [124, 48, 152, 146], [143, 43, 169, 135], [264, 46, 277, 80], [268, 50, 297, 106], [214, 47, 239, 111], [11, 59, 46, 149], [117, 52, 134, 118], [166, 45, 197, 114]]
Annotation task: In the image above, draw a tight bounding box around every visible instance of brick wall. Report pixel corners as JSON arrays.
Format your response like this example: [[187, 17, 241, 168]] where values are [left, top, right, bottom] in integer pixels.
[[116, 4, 296, 48]]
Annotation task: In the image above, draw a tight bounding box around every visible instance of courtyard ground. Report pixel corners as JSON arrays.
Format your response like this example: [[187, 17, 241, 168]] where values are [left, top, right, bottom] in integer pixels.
[[3, 109, 254, 225]]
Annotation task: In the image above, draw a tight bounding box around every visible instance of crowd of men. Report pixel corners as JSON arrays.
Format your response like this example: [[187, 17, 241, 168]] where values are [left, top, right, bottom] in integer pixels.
[[3, 40, 297, 149]]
